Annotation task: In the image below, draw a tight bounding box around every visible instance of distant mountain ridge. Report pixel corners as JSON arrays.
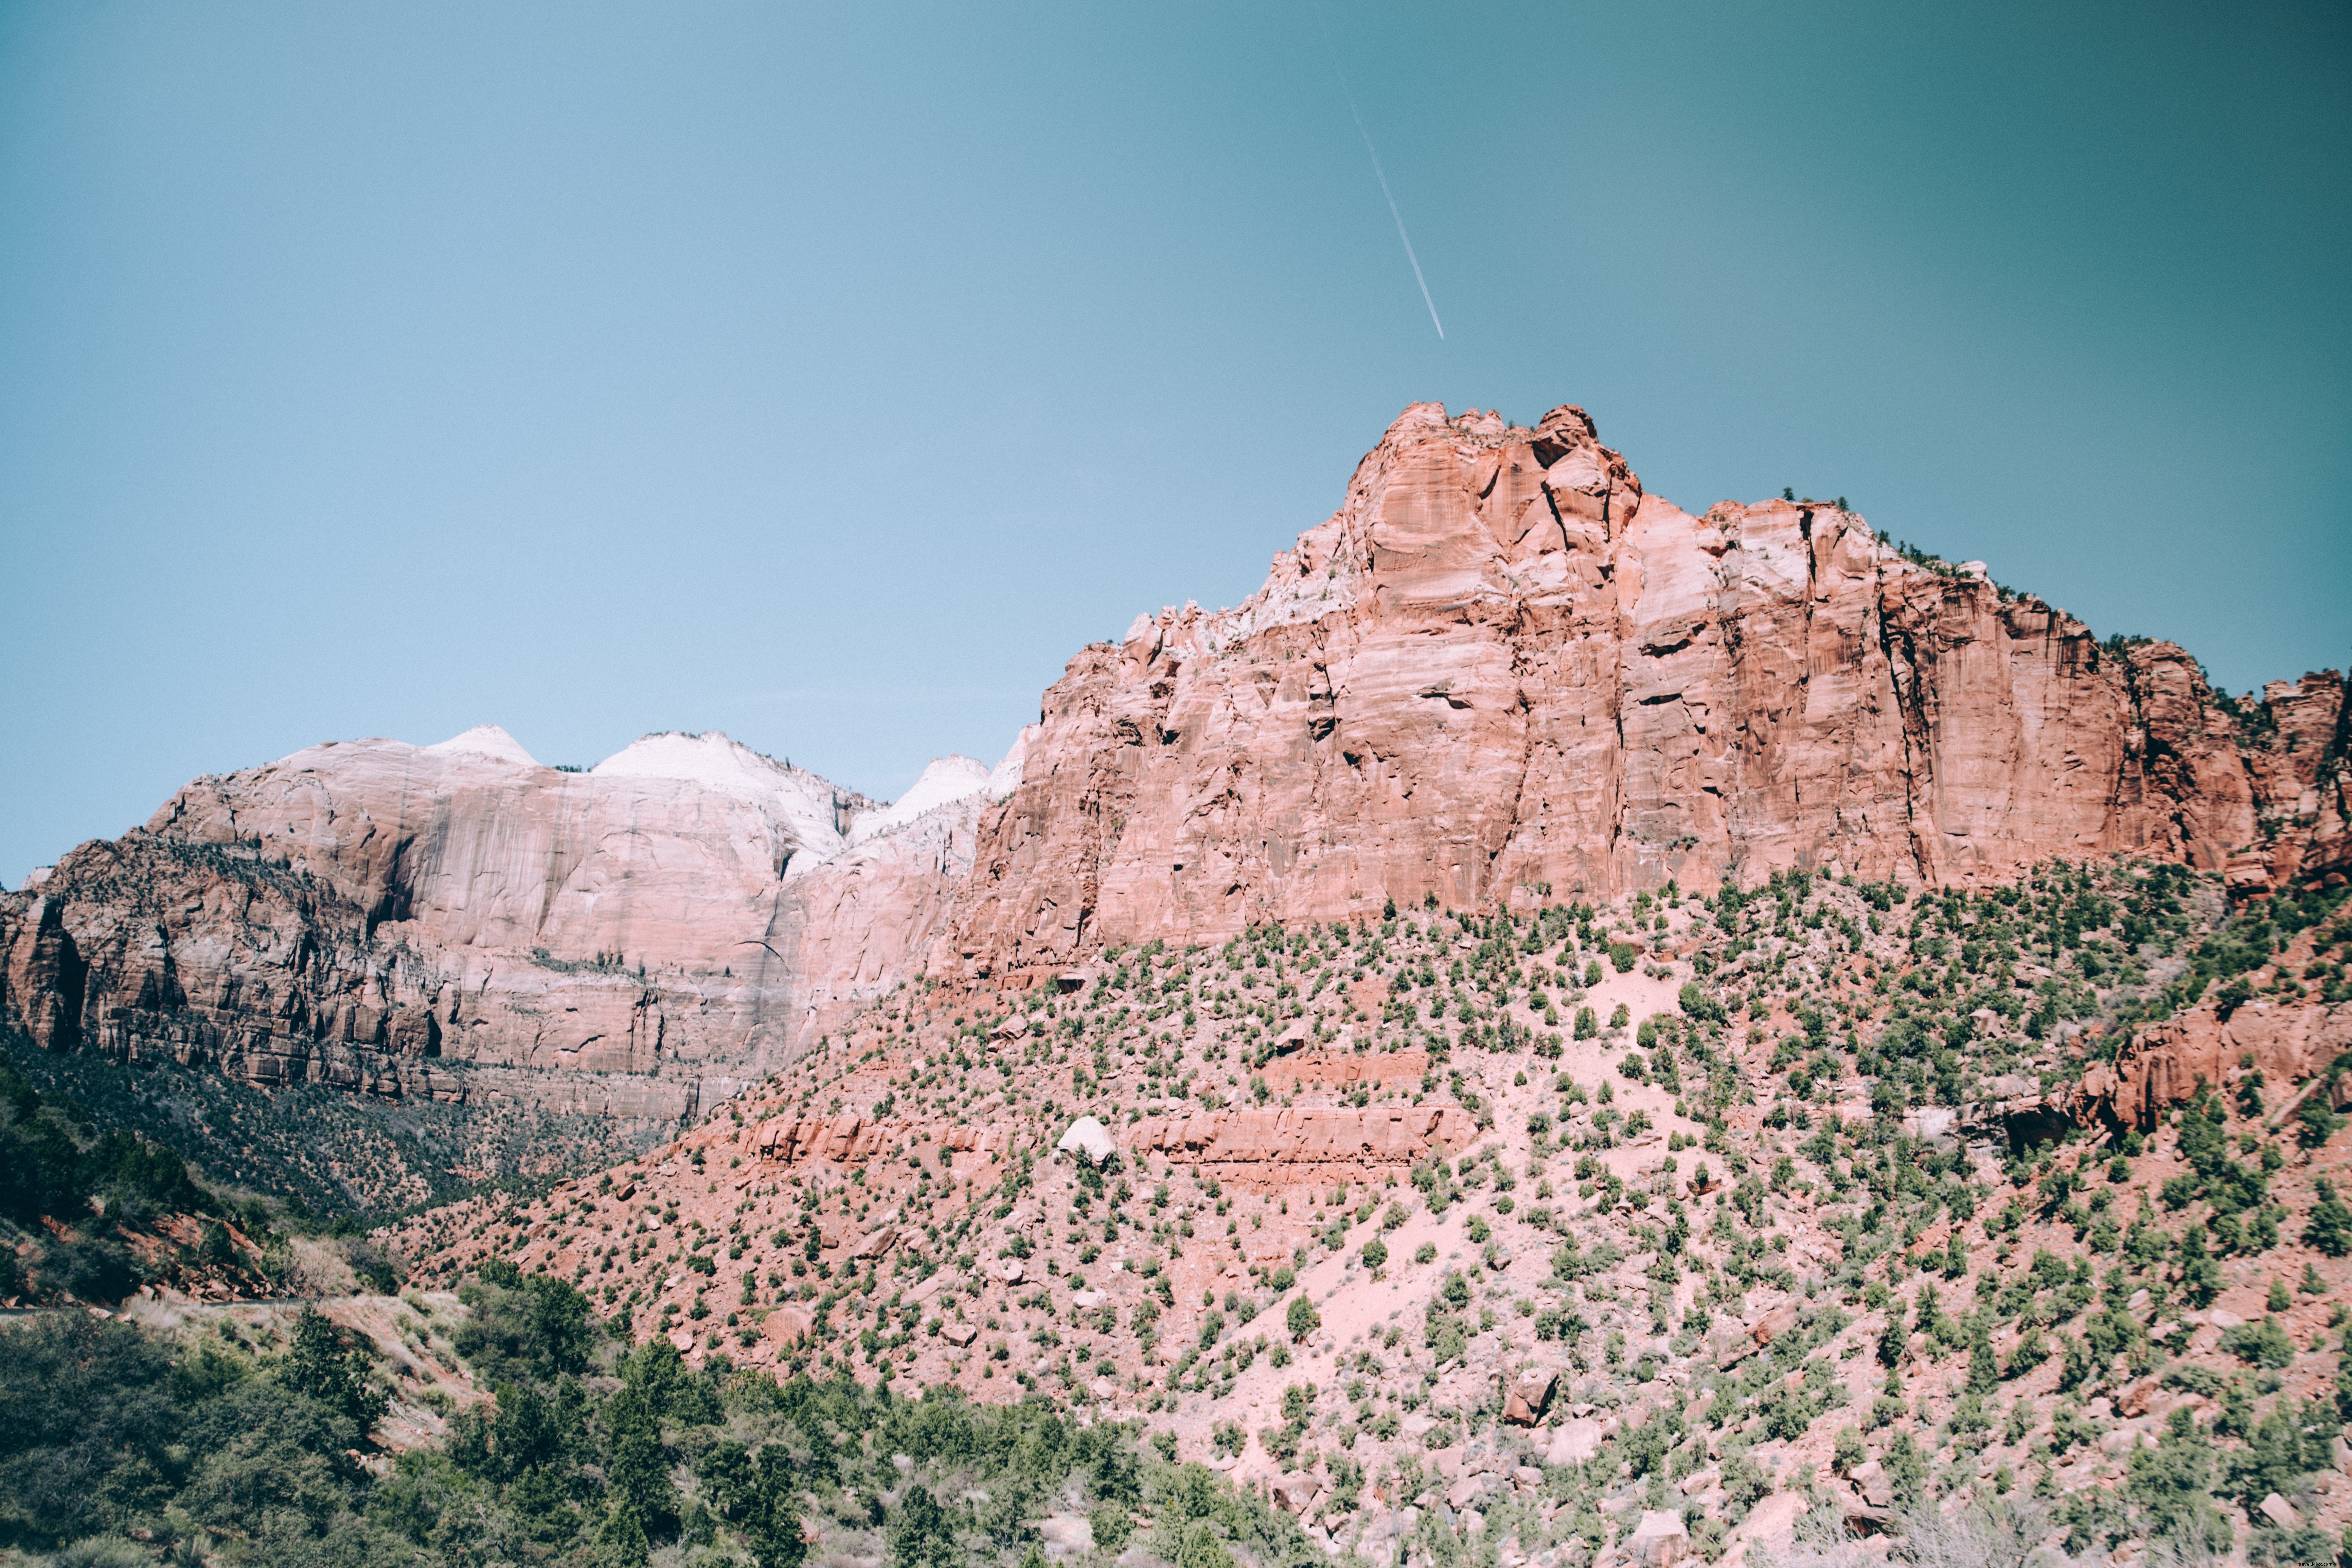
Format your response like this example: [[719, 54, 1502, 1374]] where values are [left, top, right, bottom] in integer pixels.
[[0, 725, 1017, 1141]]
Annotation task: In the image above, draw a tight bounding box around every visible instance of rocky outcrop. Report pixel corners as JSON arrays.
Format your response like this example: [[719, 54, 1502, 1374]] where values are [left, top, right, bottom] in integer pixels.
[[1127, 1104, 1477, 1177], [940, 403, 2345, 980], [1262, 1048, 1427, 1092], [0, 726, 1017, 1121], [745, 1113, 1017, 1165], [2080, 995, 2352, 1129]]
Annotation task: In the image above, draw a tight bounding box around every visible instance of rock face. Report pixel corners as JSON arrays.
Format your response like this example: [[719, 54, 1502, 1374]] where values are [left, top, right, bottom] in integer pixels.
[[746, 1113, 1014, 1165], [940, 403, 2346, 981], [1263, 1048, 1428, 1093], [2080, 994, 2352, 1129], [1547, 1418, 1603, 1466], [0, 726, 1017, 1121], [1502, 1367, 1556, 1425]]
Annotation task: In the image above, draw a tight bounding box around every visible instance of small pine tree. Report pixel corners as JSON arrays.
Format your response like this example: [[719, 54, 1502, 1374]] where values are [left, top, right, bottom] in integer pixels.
[[1877, 1297, 1908, 1368], [1967, 1319, 2000, 1393], [2309, 1180, 2352, 1257], [282, 1305, 387, 1427]]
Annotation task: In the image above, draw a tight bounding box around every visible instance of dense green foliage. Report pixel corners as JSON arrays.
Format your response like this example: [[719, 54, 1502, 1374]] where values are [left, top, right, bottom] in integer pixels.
[[0, 1261, 1313, 1568], [0, 1306, 389, 1557], [2, 1027, 668, 1222], [0, 1054, 248, 1302]]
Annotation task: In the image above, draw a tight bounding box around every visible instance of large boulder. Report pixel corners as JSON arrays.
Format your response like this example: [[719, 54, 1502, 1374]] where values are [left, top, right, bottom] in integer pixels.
[[1628, 1511, 1688, 1567], [1546, 1418, 1602, 1466], [1055, 1116, 1118, 1167], [761, 1306, 814, 1348], [1504, 1368, 1556, 1426]]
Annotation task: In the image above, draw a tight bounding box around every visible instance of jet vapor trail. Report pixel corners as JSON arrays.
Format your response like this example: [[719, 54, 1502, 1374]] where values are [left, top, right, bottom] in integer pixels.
[[1310, 3, 1444, 340]]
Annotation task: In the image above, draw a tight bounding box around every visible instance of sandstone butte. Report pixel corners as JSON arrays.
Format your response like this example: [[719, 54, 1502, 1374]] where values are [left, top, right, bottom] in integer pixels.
[[1, 400, 2344, 1124]]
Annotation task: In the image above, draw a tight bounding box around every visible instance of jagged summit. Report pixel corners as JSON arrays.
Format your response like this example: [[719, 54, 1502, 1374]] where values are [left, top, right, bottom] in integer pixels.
[[939, 401, 2346, 986]]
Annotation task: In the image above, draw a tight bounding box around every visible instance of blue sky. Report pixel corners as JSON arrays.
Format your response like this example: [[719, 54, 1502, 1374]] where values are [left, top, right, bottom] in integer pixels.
[[2, 0, 2345, 884]]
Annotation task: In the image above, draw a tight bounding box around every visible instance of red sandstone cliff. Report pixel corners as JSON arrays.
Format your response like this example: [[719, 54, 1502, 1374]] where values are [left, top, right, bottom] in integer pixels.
[[939, 403, 2345, 980]]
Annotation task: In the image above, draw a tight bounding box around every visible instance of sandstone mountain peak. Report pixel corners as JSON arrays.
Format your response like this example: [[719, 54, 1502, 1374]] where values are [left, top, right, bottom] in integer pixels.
[[940, 400, 2343, 986], [589, 728, 864, 853], [850, 754, 994, 844]]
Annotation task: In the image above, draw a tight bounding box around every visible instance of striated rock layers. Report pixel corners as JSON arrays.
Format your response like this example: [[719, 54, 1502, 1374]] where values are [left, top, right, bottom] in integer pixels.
[[1127, 1104, 1480, 1182], [0, 727, 1017, 1121], [746, 1112, 1017, 1166], [941, 402, 2347, 981]]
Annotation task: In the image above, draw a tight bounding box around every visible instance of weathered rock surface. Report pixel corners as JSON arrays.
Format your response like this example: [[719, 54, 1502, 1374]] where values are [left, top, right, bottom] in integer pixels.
[[940, 403, 2346, 980], [1127, 1104, 1477, 1176], [1547, 1418, 1603, 1466], [2080, 993, 2352, 1128], [6, 400, 2344, 1144], [745, 1112, 1013, 1165], [1263, 1048, 1428, 1092], [1502, 1367, 1556, 1425]]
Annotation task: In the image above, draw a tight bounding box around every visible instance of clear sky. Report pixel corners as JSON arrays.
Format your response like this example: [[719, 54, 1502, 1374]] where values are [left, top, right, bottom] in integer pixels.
[[2, 1, 2346, 886]]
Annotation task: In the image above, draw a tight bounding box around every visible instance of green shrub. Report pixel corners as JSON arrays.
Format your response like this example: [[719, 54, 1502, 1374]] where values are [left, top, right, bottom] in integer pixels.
[[2220, 1317, 2295, 1370]]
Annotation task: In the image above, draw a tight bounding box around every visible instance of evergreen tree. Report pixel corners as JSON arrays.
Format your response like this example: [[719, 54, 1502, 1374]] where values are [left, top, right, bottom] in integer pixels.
[[2306, 1179, 2352, 1257], [1877, 1295, 1908, 1368], [282, 1305, 386, 1427]]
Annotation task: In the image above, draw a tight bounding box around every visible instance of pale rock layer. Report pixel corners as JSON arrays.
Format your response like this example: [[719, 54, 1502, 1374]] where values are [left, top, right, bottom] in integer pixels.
[[0, 729, 1011, 1120]]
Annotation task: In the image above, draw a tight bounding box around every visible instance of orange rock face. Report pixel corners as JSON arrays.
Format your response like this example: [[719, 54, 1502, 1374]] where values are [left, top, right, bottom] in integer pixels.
[[4, 401, 2343, 1140], [745, 1113, 1011, 1165], [940, 403, 2345, 980], [2082, 995, 2352, 1128]]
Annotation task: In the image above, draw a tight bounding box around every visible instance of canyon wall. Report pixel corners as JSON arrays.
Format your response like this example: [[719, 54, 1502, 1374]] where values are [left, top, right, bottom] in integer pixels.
[[939, 403, 2345, 981], [0, 727, 1007, 1120]]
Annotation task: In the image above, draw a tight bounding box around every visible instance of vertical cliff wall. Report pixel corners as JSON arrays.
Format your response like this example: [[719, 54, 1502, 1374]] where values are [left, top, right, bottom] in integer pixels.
[[938, 403, 2344, 980], [4, 401, 2341, 1117]]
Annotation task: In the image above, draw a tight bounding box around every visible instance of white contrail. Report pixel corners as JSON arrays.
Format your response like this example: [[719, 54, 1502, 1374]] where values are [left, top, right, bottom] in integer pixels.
[[1310, 4, 1444, 340]]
